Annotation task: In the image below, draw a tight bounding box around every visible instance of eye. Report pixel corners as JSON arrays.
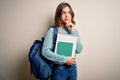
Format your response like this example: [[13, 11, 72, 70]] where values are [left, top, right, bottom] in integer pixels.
[[68, 11, 71, 14], [62, 11, 66, 15]]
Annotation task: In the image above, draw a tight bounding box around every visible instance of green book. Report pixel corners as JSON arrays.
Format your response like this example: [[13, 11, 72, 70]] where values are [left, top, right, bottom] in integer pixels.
[[57, 41, 73, 56]]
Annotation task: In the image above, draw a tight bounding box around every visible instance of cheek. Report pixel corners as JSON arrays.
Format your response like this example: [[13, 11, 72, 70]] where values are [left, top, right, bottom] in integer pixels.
[[68, 14, 72, 19], [61, 14, 65, 18], [61, 15, 65, 21]]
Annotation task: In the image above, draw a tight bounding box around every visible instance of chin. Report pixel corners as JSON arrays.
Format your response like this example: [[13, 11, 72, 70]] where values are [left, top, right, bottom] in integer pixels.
[[64, 21, 69, 23]]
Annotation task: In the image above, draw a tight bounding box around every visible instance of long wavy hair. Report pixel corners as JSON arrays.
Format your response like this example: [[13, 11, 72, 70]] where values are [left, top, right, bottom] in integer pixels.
[[54, 2, 75, 27]]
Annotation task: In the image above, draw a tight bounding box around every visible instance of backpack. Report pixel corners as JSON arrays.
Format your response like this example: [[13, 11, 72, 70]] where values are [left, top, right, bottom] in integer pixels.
[[28, 26, 58, 79]]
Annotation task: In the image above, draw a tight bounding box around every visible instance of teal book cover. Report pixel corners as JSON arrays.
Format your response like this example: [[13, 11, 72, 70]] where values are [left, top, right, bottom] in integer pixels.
[[57, 41, 73, 56]]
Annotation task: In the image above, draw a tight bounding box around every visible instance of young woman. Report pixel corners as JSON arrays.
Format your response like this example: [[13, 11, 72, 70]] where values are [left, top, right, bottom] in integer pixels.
[[42, 2, 83, 80]]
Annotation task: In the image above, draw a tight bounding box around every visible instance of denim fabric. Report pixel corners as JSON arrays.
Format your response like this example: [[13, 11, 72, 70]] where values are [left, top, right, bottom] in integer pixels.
[[52, 64, 77, 80]]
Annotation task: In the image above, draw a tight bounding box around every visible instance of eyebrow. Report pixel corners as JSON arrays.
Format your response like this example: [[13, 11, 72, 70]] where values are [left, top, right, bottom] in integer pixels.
[[62, 10, 71, 13]]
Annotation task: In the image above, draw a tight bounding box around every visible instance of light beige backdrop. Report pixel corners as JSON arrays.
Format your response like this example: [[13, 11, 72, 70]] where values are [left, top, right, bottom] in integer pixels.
[[0, 0, 120, 80]]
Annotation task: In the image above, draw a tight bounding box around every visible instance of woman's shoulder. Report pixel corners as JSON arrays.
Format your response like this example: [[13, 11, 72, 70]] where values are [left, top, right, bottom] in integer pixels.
[[74, 29, 79, 32], [70, 29, 79, 36], [47, 27, 54, 33], [48, 26, 58, 32]]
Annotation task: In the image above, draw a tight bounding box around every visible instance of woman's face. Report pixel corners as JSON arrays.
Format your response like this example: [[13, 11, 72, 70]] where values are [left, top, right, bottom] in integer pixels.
[[61, 6, 72, 24]]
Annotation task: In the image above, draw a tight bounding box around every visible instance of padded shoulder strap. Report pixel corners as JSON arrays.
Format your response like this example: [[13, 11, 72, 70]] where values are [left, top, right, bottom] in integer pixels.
[[49, 26, 58, 52]]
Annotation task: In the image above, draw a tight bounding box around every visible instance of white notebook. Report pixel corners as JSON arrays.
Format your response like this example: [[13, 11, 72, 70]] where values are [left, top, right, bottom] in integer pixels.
[[55, 33, 78, 57]]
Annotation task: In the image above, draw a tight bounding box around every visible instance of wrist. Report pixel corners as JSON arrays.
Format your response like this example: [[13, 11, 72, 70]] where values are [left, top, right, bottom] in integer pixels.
[[68, 29, 75, 34]]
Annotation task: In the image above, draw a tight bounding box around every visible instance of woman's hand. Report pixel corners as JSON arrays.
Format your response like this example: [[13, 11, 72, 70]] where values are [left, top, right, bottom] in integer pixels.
[[66, 57, 76, 65], [65, 21, 75, 31]]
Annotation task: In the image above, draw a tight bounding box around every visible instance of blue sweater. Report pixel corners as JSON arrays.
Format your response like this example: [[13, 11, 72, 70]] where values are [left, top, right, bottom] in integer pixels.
[[42, 27, 82, 65]]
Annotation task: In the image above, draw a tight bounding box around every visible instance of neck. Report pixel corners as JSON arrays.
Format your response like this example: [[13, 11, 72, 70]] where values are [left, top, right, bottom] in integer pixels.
[[58, 24, 65, 28]]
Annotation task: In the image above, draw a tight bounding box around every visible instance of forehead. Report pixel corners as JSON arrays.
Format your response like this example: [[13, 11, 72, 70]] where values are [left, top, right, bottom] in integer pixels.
[[62, 6, 70, 12]]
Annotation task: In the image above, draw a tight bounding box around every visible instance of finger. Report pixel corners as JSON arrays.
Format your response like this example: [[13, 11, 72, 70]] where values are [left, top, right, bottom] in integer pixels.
[[71, 57, 75, 59], [71, 61, 75, 65]]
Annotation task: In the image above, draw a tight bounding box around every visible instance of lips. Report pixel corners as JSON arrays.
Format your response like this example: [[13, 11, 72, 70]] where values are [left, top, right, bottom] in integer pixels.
[[64, 19, 69, 21]]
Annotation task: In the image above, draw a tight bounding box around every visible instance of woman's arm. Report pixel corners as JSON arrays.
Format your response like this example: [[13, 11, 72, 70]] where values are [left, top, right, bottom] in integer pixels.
[[42, 28, 68, 65]]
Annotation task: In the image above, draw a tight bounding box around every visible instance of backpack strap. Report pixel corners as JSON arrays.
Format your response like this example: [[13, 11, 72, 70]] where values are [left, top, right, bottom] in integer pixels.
[[50, 26, 58, 52]]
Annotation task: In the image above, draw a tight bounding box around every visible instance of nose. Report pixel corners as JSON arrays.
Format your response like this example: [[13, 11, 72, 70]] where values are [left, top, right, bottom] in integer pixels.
[[65, 13, 68, 18]]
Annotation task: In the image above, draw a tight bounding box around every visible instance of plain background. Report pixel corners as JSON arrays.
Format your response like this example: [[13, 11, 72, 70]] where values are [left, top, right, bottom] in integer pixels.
[[0, 0, 120, 80]]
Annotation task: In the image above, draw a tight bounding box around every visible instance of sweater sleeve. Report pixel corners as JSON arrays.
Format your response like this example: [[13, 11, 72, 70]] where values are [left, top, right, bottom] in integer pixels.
[[41, 28, 68, 65], [69, 29, 83, 54]]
